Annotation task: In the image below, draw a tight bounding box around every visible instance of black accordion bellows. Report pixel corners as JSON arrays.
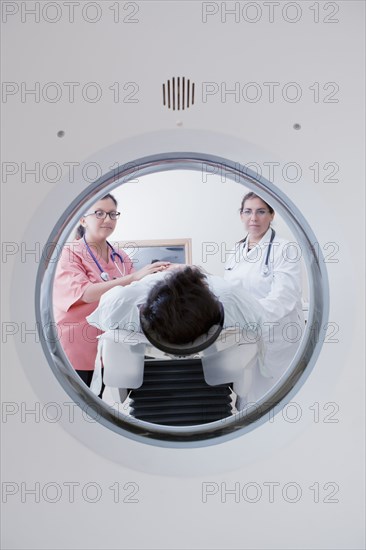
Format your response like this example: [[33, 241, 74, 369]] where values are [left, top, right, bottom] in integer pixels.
[[129, 358, 233, 426]]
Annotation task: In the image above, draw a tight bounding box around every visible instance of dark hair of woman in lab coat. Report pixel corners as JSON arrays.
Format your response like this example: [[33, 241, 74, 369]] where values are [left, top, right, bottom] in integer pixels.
[[75, 193, 118, 239], [140, 266, 222, 345]]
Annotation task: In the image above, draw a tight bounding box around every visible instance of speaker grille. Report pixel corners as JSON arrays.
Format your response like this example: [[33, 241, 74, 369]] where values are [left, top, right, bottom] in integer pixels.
[[162, 77, 195, 110]]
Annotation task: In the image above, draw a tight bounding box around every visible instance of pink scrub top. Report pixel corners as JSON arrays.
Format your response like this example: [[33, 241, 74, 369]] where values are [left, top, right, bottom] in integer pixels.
[[53, 238, 134, 371]]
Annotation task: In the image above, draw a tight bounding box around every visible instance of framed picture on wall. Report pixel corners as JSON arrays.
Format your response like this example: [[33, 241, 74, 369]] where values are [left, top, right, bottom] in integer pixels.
[[119, 239, 192, 269]]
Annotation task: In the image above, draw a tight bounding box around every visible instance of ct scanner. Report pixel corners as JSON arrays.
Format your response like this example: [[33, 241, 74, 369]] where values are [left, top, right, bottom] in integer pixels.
[[2, 1, 365, 549]]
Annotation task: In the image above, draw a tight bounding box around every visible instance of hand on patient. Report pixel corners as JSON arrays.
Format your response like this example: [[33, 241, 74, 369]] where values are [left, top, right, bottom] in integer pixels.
[[165, 263, 187, 271], [132, 261, 171, 281]]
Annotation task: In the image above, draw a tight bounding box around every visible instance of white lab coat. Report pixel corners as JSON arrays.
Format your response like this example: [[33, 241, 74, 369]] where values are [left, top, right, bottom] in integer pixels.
[[224, 227, 305, 399]]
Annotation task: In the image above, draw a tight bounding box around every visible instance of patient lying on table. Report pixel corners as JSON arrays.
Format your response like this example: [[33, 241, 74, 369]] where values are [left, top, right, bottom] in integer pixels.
[[87, 266, 269, 410]]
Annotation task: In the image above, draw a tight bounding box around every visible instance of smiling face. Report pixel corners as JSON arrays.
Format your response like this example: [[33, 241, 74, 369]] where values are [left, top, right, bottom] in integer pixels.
[[240, 197, 275, 242], [80, 197, 119, 243]]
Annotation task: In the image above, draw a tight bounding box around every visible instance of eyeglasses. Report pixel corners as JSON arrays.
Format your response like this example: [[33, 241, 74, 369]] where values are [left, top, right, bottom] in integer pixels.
[[84, 210, 121, 220], [241, 209, 270, 217]]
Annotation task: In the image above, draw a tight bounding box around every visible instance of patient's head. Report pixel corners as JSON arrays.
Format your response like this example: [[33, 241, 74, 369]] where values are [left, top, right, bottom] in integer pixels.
[[140, 266, 222, 345]]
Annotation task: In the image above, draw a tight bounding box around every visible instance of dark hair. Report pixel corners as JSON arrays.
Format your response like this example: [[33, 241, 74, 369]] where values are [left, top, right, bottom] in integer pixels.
[[239, 192, 274, 215], [140, 267, 222, 345], [75, 193, 118, 240]]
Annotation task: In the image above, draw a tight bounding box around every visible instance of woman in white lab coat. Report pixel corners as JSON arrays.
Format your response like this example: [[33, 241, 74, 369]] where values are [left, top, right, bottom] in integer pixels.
[[224, 192, 305, 398]]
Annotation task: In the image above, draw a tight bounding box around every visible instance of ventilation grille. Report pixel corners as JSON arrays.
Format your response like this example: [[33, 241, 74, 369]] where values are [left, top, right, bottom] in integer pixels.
[[162, 77, 195, 110], [129, 358, 233, 426]]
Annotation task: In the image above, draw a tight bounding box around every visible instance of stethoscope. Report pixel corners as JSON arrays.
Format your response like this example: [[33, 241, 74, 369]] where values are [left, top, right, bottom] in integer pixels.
[[83, 236, 125, 281], [225, 227, 276, 276]]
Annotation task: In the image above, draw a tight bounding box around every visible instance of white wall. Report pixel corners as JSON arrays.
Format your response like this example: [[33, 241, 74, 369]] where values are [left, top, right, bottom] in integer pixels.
[[110, 170, 308, 298], [114, 169, 247, 274]]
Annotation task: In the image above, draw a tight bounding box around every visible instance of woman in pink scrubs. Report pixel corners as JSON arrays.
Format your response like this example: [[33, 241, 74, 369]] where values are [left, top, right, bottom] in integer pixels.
[[53, 193, 169, 394]]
